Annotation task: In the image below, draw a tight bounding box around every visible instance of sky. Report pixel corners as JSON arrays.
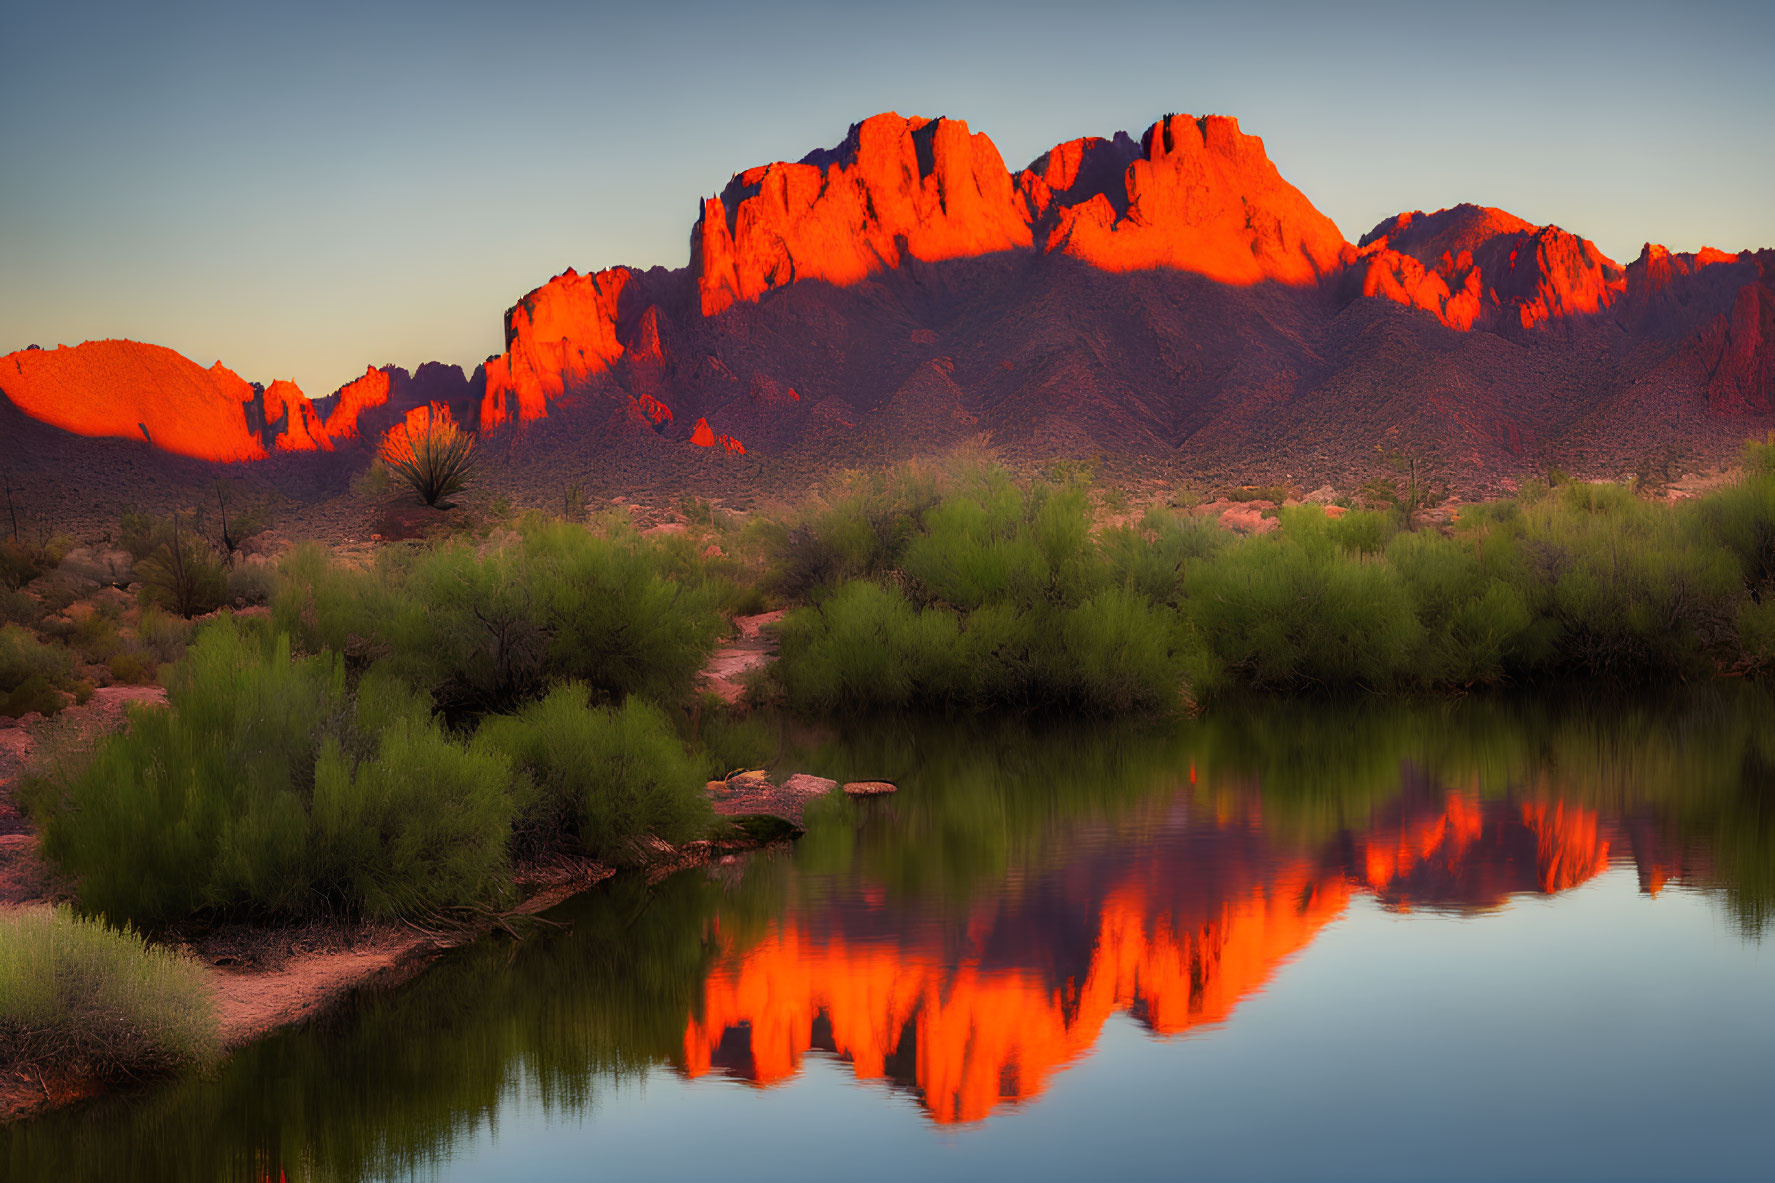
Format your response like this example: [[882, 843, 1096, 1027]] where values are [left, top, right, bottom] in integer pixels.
[[3, 0, 1772, 399]]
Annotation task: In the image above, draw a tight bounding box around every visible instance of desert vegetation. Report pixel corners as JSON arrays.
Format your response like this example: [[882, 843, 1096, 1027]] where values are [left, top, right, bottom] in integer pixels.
[[0, 907, 218, 1083], [765, 440, 1775, 709], [3, 439, 1774, 1122], [18, 515, 731, 933], [380, 416, 478, 507]]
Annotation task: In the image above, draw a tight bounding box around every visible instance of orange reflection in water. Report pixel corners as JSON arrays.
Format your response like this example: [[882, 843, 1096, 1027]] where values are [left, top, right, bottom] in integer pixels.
[[683, 788, 1620, 1124]]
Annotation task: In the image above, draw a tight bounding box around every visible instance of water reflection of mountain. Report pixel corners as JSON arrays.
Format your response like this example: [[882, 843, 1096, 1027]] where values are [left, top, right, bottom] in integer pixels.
[[680, 769, 1726, 1123], [4, 692, 1770, 1176]]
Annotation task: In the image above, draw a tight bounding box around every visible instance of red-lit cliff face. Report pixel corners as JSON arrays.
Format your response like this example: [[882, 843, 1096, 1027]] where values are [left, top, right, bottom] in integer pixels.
[[1027, 115, 1350, 285], [261, 379, 333, 452], [9, 109, 1775, 479], [0, 340, 271, 462], [692, 111, 1346, 318], [1353, 205, 1626, 331], [481, 266, 634, 428], [693, 113, 1036, 317], [321, 366, 392, 440]]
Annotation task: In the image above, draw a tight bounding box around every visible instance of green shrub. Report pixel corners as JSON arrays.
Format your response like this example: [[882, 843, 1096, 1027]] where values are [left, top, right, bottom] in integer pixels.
[[1695, 451, 1775, 596], [775, 582, 962, 711], [226, 562, 278, 607], [351, 459, 394, 500], [273, 522, 723, 717], [0, 906, 219, 1080], [775, 580, 1200, 713], [474, 686, 712, 859], [1185, 523, 1423, 689], [0, 585, 43, 626], [766, 461, 946, 598], [1738, 598, 1775, 669], [2, 674, 66, 718], [23, 621, 514, 927], [137, 606, 195, 665], [0, 539, 54, 589], [106, 651, 158, 685], [135, 515, 228, 618], [0, 621, 77, 697]]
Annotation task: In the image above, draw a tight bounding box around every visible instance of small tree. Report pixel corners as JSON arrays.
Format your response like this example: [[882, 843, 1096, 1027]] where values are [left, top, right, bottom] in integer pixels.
[[381, 417, 477, 508]]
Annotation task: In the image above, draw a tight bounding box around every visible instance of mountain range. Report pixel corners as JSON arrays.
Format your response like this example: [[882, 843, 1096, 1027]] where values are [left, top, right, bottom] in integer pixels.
[[5, 111, 1773, 494]]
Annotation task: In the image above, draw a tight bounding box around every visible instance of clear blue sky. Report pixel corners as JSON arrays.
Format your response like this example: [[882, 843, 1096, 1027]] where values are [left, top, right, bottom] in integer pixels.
[[4, 0, 1771, 398]]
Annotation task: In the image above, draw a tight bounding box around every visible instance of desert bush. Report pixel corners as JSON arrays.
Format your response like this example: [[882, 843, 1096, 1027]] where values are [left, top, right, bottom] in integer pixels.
[[1185, 520, 1423, 689], [137, 606, 195, 665], [226, 562, 278, 607], [0, 586, 43, 626], [350, 459, 394, 500], [0, 538, 54, 589], [2, 675, 66, 718], [775, 582, 962, 711], [775, 579, 1201, 713], [1098, 507, 1229, 607], [1, 622, 78, 715], [134, 514, 228, 618], [1694, 441, 1775, 596], [106, 651, 158, 685], [273, 522, 723, 717], [473, 685, 712, 859], [0, 906, 218, 1080], [380, 418, 477, 507], [23, 621, 514, 927], [766, 461, 947, 598], [1516, 482, 1741, 676]]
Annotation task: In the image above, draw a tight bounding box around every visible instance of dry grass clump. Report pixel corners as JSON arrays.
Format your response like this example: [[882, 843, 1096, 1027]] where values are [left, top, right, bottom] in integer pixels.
[[0, 906, 219, 1081]]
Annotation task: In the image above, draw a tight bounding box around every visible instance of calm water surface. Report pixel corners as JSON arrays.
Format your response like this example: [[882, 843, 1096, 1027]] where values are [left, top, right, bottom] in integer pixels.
[[5, 694, 1774, 1181]]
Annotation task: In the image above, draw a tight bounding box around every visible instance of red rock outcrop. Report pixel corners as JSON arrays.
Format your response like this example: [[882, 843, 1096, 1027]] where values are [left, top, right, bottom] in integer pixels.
[[261, 379, 333, 452], [689, 417, 716, 447], [633, 392, 673, 425], [0, 340, 269, 462], [481, 267, 632, 428], [1029, 115, 1350, 285], [693, 112, 1347, 317], [1354, 205, 1626, 331], [693, 113, 1035, 317], [321, 366, 393, 440]]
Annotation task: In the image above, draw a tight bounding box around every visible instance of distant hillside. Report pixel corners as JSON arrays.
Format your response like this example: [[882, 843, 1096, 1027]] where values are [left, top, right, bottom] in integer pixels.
[[4, 110, 1772, 502]]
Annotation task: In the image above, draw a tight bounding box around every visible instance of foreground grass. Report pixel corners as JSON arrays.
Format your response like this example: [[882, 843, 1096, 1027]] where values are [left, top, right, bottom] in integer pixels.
[[0, 907, 218, 1083]]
